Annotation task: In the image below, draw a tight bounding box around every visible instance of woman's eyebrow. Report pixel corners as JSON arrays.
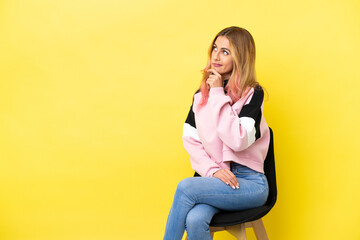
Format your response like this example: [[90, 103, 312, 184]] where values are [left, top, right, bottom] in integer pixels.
[[213, 44, 231, 52], [222, 48, 231, 52]]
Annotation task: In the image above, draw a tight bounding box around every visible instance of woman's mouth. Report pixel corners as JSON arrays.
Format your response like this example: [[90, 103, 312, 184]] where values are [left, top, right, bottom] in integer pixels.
[[212, 63, 222, 67]]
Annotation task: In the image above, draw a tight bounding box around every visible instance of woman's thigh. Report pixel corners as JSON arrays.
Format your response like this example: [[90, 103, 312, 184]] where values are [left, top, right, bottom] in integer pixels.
[[177, 176, 268, 211]]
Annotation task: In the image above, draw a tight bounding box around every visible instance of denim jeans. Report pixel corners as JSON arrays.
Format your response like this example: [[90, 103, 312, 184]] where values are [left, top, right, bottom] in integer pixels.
[[163, 162, 269, 240]]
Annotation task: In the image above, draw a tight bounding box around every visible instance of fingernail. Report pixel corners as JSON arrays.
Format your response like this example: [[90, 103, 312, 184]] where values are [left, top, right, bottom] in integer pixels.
[[236, 186, 239, 189], [232, 186, 235, 189], [226, 182, 229, 185]]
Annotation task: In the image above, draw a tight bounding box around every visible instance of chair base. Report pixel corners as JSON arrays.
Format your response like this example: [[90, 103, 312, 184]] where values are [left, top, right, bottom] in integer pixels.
[[185, 218, 268, 240]]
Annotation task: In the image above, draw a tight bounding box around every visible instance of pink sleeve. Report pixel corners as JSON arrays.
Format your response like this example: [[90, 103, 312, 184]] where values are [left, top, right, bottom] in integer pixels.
[[182, 135, 222, 177], [182, 102, 221, 177], [207, 87, 251, 152]]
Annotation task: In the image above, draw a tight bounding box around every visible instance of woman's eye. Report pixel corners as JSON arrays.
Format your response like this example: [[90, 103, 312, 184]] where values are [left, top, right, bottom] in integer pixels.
[[223, 51, 229, 55], [213, 46, 217, 51]]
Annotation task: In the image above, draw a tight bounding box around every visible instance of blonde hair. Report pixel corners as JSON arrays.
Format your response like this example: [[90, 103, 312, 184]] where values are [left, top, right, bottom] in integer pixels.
[[199, 26, 260, 106]]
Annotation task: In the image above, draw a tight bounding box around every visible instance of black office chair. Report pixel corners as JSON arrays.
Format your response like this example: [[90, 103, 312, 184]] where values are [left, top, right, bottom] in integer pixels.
[[186, 127, 277, 240]]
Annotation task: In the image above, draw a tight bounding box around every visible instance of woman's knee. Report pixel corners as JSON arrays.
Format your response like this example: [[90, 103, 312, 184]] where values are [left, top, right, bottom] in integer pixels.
[[176, 177, 195, 195]]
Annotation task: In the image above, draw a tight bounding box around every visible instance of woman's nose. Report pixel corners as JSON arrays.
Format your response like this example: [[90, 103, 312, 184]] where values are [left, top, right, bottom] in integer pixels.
[[213, 51, 220, 61]]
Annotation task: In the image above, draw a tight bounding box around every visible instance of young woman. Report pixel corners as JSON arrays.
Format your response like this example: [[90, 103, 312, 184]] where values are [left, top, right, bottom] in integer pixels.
[[163, 26, 271, 240]]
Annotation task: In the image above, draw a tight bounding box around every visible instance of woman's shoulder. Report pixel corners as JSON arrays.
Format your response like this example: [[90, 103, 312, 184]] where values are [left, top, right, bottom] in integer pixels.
[[192, 88, 201, 99], [187, 89, 202, 108], [253, 84, 263, 91], [250, 85, 265, 102], [247, 85, 263, 100], [231, 85, 264, 109], [243, 85, 264, 100], [238, 85, 265, 109]]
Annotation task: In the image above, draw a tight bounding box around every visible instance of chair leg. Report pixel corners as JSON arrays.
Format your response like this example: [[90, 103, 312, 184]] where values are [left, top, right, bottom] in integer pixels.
[[210, 227, 224, 239], [226, 223, 247, 240], [251, 219, 269, 240], [239, 224, 247, 240], [205, 219, 268, 240]]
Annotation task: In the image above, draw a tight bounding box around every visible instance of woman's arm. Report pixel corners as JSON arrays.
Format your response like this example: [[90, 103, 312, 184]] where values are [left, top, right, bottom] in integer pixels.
[[182, 102, 222, 177], [208, 87, 264, 152]]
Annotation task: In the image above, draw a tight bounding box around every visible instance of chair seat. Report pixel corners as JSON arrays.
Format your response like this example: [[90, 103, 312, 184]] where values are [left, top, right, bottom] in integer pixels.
[[210, 205, 272, 227]]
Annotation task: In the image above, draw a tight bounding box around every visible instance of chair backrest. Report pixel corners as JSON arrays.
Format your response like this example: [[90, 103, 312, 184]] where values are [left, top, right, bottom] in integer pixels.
[[263, 127, 277, 207]]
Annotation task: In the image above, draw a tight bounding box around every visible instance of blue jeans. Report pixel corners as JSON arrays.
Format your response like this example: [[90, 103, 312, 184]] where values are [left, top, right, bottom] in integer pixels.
[[163, 163, 269, 240]]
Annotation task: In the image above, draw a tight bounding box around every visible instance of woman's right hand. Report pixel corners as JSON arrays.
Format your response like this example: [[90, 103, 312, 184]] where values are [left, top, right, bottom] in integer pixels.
[[213, 169, 239, 189]]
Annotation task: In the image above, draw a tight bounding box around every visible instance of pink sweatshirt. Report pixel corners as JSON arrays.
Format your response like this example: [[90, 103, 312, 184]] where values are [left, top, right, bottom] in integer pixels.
[[182, 85, 270, 177]]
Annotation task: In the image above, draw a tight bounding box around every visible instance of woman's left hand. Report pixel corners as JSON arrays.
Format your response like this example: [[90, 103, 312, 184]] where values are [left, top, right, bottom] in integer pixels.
[[206, 69, 223, 88], [213, 169, 239, 189]]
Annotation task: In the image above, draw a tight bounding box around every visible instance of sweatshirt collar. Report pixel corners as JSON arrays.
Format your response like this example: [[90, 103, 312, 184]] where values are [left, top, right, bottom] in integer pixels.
[[223, 79, 229, 87], [223, 79, 229, 93]]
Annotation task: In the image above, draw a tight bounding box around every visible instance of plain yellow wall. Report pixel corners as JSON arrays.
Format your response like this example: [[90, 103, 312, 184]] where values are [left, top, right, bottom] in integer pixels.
[[1, 0, 360, 239]]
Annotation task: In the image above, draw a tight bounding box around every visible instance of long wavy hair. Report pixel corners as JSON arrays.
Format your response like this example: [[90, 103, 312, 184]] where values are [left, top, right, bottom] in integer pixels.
[[199, 26, 260, 106]]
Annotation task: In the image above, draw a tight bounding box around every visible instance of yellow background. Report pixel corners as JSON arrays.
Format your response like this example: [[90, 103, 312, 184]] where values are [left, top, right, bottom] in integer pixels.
[[1, 0, 360, 239]]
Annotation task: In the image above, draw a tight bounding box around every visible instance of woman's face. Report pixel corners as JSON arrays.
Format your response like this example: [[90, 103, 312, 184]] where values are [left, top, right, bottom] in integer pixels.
[[211, 36, 233, 80]]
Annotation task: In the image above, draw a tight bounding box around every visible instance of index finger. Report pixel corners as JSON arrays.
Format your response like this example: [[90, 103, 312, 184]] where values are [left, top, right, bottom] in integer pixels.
[[206, 68, 221, 77], [225, 169, 239, 187]]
